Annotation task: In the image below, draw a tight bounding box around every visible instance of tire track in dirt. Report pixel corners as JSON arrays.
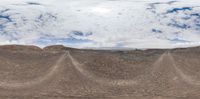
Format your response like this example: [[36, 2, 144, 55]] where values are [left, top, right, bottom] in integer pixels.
[[67, 51, 164, 86], [151, 52, 167, 74], [167, 53, 200, 86], [0, 51, 68, 89]]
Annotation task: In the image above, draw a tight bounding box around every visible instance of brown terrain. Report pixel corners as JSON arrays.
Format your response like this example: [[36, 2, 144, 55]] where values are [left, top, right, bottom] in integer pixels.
[[0, 45, 200, 99]]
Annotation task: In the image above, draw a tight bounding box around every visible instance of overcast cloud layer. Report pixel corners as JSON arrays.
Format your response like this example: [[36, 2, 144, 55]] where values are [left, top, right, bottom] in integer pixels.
[[0, 0, 200, 48]]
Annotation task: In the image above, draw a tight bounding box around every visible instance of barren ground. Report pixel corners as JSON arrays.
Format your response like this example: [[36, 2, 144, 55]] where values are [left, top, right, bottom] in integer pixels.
[[0, 45, 200, 99]]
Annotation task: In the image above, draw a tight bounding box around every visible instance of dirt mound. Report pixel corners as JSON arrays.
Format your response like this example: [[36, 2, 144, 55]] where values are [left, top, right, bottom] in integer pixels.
[[0, 45, 42, 51], [0, 45, 199, 99], [43, 45, 73, 51]]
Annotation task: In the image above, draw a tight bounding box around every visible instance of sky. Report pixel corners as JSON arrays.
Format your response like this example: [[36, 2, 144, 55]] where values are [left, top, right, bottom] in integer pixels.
[[0, 0, 200, 48]]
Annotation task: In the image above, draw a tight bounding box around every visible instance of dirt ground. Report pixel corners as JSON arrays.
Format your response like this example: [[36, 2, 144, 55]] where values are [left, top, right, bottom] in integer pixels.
[[0, 45, 200, 99]]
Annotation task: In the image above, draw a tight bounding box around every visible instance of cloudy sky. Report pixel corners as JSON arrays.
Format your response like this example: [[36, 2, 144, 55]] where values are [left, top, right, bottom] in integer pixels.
[[0, 0, 200, 48]]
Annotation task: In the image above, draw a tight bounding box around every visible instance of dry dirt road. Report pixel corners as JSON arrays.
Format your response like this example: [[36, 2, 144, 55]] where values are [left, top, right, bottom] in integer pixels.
[[0, 45, 200, 99]]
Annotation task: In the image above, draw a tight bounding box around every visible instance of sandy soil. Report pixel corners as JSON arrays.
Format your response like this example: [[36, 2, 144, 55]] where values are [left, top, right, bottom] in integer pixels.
[[0, 45, 199, 99]]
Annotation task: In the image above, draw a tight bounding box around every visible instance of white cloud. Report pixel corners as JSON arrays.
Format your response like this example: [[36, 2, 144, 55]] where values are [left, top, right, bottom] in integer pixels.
[[0, 0, 200, 48]]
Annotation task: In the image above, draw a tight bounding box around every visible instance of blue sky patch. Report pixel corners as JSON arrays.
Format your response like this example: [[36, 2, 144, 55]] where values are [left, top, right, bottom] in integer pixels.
[[152, 29, 162, 33], [191, 13, 200, 17], [169, 38, 190, 43], [26, 2, 41, 5], [70, 31, 93, 37], [168, 19, 191, 29], [0, 15, 12, 22], [115, 42, 125, 47], [36, 36, 93, 45], [167, 7, 193, 13]]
